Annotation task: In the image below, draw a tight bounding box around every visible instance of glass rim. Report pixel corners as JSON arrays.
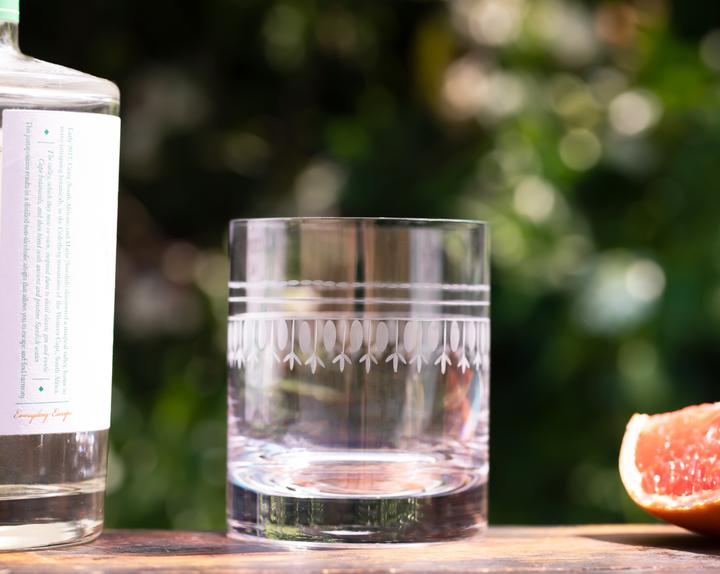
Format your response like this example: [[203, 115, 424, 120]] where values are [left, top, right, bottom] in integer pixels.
[[229, 216, 489, 229]]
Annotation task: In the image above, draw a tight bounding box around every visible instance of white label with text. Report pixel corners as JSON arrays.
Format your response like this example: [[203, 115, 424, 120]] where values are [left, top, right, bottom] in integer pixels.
[[0, 110, 120, 435]]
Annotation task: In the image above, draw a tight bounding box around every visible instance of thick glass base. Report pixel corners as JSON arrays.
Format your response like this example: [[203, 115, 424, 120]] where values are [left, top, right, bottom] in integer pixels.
[[0, 430, 107, 551], [228, 485, 487, 543], [0, 479, 104, 551], [227, 451, 487, 544], [0, 520, 102, 551]]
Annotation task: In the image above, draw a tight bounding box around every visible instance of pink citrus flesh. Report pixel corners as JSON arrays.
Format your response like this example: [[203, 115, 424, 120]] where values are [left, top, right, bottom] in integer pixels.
[[619, 403, 720, 536]]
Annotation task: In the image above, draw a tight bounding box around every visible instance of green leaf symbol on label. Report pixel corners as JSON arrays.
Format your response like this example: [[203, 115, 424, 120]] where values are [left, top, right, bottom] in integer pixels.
[[39, 386, 44, 392], [44, 129, 49, 135]]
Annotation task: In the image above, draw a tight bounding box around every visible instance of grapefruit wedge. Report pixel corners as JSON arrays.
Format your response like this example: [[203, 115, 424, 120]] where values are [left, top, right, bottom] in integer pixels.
[[619, 403, 720, 536]]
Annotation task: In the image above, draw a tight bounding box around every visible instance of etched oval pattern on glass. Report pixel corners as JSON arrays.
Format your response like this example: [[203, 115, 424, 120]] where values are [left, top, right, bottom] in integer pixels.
[[228, 317, 489, 374]]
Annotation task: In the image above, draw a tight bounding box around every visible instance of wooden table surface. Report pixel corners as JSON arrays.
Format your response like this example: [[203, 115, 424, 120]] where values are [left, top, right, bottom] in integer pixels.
[[0, 525, 718, 573]]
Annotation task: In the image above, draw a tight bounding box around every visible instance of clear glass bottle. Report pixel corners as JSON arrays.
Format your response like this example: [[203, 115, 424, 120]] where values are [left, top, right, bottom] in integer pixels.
[[0, 1, 120, 550]]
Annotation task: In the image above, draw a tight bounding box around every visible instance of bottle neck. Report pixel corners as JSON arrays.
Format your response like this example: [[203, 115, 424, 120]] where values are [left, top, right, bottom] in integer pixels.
[[0, 20, 18, 50]]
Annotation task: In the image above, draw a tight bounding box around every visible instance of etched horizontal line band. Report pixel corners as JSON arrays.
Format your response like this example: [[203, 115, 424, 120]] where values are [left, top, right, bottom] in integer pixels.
[[229, 314, 490, 322], [229, 280, 489, 292], [229, 296, 489, 307]]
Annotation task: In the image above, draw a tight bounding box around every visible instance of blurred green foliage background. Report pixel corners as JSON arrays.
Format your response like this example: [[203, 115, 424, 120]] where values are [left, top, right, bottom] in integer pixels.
[[20, 0, 720, 528]]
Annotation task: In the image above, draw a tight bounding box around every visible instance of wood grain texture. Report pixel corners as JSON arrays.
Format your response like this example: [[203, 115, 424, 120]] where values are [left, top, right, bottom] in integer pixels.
[[0, 525, 719, 573]]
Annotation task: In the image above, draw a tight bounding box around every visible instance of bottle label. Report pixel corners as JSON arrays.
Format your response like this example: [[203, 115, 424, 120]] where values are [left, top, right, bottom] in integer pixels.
[[0, 110, 120, 435]]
